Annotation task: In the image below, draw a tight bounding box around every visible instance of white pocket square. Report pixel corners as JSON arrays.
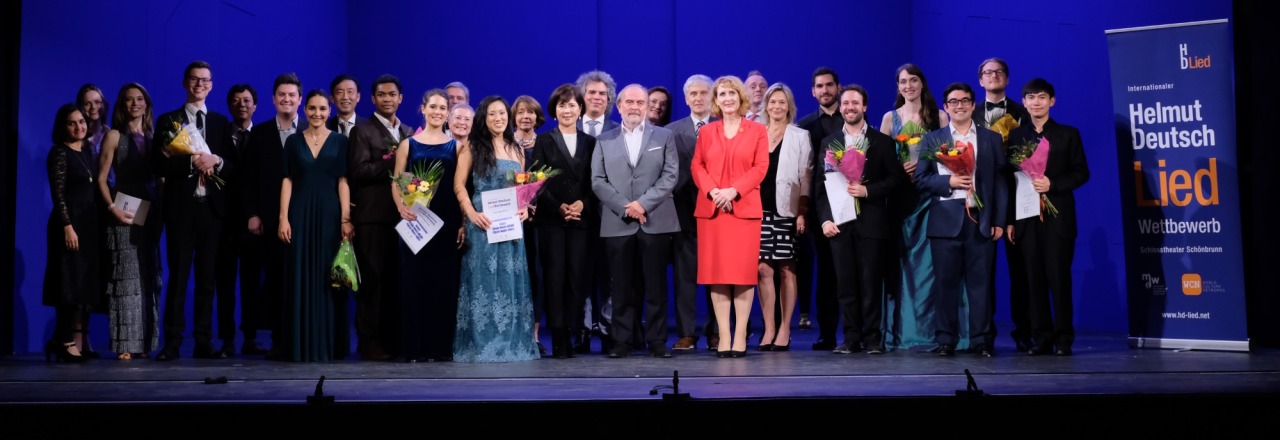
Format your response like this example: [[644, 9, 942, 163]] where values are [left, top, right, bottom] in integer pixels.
[[647, 147, 662, 151]]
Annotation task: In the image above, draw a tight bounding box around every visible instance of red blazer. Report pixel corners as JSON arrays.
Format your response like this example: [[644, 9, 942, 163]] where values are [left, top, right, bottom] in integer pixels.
[[691, 119, 770, 219]]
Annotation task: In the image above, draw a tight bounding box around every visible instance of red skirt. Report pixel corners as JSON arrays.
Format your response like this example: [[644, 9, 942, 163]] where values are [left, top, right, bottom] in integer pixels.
[[696, 214, 762, 285]]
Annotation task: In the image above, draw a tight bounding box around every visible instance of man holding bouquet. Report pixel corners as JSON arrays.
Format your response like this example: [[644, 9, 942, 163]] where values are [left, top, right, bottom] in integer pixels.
[[915, 82, 1007, 357], [150, 60, 235, 361], [815, 85, 908, 354], [1006, 78, 1089, 356]]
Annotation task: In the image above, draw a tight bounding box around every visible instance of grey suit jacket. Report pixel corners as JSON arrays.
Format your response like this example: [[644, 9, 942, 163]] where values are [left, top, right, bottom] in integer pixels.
[[591, 123, 680, 237]]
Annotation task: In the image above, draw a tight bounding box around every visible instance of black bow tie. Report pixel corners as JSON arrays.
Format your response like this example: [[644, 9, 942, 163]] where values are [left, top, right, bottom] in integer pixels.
[[986, 101, 1006, 110]]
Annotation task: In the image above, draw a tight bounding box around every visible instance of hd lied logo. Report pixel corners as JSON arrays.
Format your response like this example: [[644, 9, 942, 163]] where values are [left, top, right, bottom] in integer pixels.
[[1180, 44, 1211, 69], [1182, 273, 1202, 296]]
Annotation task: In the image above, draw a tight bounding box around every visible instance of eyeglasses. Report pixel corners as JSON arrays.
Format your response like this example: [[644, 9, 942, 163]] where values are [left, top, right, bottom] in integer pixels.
[[980, 69, 1007, 78], [945, 98, 974, 107], [187, 77, 212, 85]]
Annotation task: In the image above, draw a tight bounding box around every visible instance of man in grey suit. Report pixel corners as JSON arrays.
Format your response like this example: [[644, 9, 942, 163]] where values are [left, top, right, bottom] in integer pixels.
[[592, 84, 680, 358], [664, 74, 718, 351]]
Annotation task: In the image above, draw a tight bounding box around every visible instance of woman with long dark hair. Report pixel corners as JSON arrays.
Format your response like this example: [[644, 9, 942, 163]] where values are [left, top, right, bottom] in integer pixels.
[[879, 63, 949, 349], [96, 83, 162, 359], [452, 96, 539, 362], [44, 103, 100, 363]]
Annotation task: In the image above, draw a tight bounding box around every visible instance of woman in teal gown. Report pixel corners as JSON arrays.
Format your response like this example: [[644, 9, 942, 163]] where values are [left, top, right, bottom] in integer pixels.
[[278, 90, 353, 362], [451, 96, 539, 363]]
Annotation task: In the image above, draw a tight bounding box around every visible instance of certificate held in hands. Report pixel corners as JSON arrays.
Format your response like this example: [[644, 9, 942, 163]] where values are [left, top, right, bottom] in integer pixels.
[[111, 192, 150, 226], [396, 203, 444, 254], [480, 187, 523, 244]]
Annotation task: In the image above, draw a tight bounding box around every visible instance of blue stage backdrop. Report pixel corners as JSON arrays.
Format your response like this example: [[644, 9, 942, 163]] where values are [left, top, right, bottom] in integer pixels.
[[13, 0, 1233, 353], [1106, 20, 1247, 351]]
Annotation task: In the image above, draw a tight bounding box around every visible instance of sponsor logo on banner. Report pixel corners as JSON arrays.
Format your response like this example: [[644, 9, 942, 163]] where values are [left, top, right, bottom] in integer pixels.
[[1177, 271, 1198, 295], [1179, 44, 1211, 69], [1143, 273, 1167, 296]]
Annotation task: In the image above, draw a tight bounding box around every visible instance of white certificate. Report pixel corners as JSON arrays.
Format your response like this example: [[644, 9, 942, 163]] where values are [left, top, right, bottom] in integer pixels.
[[823, 171, 857, 225], [395, 204, 444, 254], [481, 187, 523, 244], [111, 192, 150, 226], [1014, 171, 1041, 220]]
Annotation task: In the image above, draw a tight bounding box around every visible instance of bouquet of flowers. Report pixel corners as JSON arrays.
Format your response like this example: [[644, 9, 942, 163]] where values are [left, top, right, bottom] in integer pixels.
[[391, 160, 445, 207], [1007, 136, 1058, 218], [331, 239, 360, 291], [894, 120, 926, 163], [509, 161, 564, 210], [824, 136, 868, 214], [923, 139, 982, 221], [158, 120, 225, 188], [988, 113, 1020, 144]]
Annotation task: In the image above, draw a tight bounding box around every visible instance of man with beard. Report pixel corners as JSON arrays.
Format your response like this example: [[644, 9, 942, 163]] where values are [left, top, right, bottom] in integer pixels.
[[795, 67, 842, 350]]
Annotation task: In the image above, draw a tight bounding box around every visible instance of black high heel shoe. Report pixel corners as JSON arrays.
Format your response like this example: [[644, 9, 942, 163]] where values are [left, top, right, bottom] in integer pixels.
[[45, 340, 87, 363], [772, 338, 792, 351]]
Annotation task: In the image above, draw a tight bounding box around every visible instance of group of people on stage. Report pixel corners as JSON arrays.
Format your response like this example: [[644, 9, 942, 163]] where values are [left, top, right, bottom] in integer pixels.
[[42, 57, 1088, 364]]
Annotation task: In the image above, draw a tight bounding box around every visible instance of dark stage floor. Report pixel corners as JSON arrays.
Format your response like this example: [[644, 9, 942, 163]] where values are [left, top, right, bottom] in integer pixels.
[[3, 328, 1278, 433]]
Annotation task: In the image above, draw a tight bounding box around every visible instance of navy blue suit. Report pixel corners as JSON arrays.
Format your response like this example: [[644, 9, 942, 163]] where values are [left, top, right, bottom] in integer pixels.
[[914, 123, 1007, 348]]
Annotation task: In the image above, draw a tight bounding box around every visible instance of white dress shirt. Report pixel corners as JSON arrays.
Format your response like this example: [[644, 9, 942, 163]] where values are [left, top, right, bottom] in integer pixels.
[[622, 122, 645, 166]]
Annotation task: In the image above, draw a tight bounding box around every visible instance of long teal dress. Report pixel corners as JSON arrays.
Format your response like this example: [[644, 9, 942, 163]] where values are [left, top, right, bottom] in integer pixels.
[[282, 132, 348, 362], [884, 111, 971, 350], [453, 158, 539, 363]]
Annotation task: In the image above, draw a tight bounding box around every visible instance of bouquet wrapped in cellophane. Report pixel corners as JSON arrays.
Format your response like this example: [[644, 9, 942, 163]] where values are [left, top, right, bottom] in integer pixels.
[[509, 161, 563, 210], [1007, 136, 1058, 218], [159, 121, 224, 188], [331, 239, 360, 291], [392, 160, 445, 207]]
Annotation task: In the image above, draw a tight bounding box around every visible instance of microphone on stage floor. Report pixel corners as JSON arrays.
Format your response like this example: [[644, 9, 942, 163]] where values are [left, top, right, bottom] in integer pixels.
[[650, 370, 690, 401], [307, 375, 335, 404], [956, 368, 985, 397]]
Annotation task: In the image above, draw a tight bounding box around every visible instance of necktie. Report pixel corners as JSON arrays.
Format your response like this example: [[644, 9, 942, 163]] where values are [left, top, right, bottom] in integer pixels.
[[985, 101, 1006, 110], [196, 110, 205, 137], [587, 120, 600, 136], [342, 121, 351, 136], [695, 120, 705, 137]]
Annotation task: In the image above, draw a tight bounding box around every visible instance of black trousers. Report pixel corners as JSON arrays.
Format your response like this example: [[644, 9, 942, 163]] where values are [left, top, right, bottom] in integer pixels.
[[812, 232, 838, 342], [605, 231, 673, 348], [353, 222, 400, 354], [1018, 217, 1076, 349], [539, 225, 590, 330], [828, 228, 886, 348], [1005, 235, 1031, 346], [162, 200, 221, 350], [671, 227, 700, 338], [215, 221, 262, 343]]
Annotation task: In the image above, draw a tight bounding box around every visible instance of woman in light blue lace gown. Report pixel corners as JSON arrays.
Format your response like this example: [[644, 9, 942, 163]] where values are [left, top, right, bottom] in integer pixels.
[[451, 96, 539, 362]]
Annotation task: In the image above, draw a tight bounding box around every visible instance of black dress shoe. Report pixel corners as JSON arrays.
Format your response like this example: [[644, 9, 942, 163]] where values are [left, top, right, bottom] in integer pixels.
[[607, 344, 630, 358], [193, 346, 228, 359], [832, 343, 854, 354], [1055, 348, 1073, 356], [1027, 345, 1053, 356], [573, 329, 592, 354], [220, 343, 236, 357], [973, 344, 994, 357], [649, 346, 672, 358], [1015, 339, 1034, 353], [155, 348, 180, 361], [936, 344, 956, 356], [811, 338, 836, 351], [866, 345, 886, 355]]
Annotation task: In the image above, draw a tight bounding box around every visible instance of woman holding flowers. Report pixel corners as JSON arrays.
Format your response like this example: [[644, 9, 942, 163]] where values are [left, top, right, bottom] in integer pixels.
[[691, 76, 769, 357], [277, 90, 352, 362], [878, 63, 949, 349], [452, 95, 539, 362], [511, 95, 547, 356], [95, 83, 161, 359], [391, 89, 461, 362], [755, 83, 811, 351]]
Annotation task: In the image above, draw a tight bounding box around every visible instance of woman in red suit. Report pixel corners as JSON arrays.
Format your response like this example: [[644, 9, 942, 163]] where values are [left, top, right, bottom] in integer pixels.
[[691, 76, 769, 358]]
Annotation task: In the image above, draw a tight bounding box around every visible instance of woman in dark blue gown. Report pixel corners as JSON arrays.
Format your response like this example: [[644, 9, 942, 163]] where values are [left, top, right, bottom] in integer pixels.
[[278, 90, 352, 362], [392, 89, 462, 362]]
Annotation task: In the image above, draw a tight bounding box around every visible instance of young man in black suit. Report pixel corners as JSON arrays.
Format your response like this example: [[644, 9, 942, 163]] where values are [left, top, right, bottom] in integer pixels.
[[346, 74, 413, 361], [795, 67, 843, 350], [1006, 78, 1089, 356], [243, 73, 302, 358], [151, 60, 235, 361], [815, 85, 909, 355]]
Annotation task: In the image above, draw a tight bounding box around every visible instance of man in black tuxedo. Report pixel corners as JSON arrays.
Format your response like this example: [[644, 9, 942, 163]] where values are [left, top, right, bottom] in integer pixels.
[[213, 83, 263, 356], [243, 73, 302, 358], [915, 82, 1008, 357], [816, 85, 909, 355], [325, 74, 365, 358], [664, 73, 716, 352], [795, 67, 843, 351], [973, 57, 1034, 352], [1006, 78, 1089, 356], [347, 74, 412, 361], [151, 60, 235, 361]]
